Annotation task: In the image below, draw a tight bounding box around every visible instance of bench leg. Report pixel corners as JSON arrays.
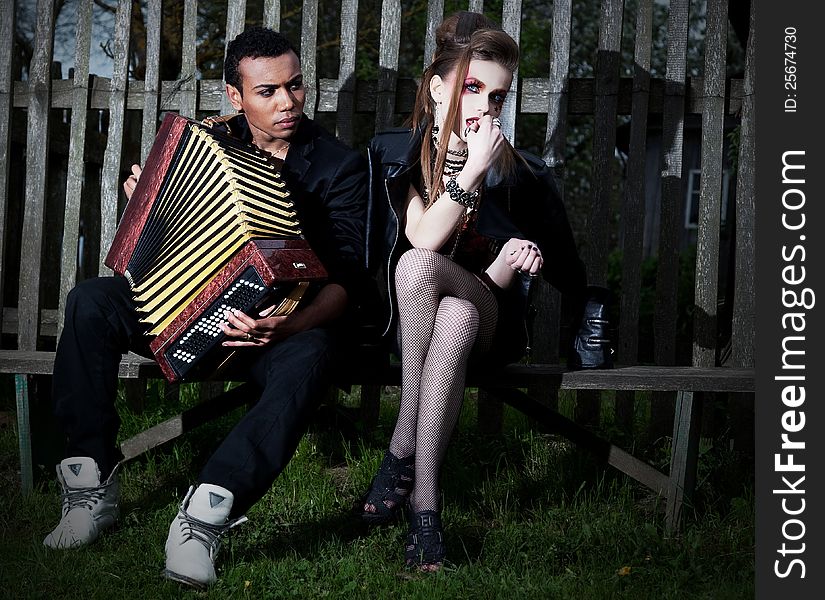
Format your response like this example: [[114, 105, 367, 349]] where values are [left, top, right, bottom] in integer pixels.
[[123, 378, 147, 413], [666, 391, 703, 532], [615, 390, 635, 439], [477, 388, 502, 434], [526, 382, 560, 434], [729, 392, 754, 455], [359, 385, 381, 430], [165, 381, 181, 403], [14, 374, 34, 493], [650, 390, 676, 444], [574, 389, 601, 427]]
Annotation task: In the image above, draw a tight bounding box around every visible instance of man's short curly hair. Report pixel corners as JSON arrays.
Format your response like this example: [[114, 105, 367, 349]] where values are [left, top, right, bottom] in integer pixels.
[[224, 26, 299, 92]]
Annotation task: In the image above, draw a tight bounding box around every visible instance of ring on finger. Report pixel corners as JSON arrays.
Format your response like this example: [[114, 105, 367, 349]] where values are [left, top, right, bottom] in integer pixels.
[[492, 117, 502, 128], [244, 332, 254, 341]]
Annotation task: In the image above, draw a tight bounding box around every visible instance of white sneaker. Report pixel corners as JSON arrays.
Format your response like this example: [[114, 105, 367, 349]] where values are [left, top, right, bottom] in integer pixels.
[[163, 484, 247, 590], [43, 457, 120, 549]]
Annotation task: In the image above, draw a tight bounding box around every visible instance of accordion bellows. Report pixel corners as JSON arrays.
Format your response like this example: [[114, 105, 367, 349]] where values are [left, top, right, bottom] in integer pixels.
[[106, 113, 327, 381]]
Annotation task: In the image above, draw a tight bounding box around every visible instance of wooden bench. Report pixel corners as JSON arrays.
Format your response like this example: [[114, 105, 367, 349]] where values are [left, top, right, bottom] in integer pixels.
[[2, 347, 753, 530], [0, 0, 755, 531]]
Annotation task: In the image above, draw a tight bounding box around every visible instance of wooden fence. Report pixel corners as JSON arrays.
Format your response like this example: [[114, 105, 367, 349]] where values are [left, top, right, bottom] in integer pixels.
[[1, 0, 755, 456]]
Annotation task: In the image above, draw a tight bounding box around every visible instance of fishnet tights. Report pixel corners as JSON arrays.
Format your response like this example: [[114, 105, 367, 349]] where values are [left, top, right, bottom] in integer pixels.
[[388, 248, 498, 512]]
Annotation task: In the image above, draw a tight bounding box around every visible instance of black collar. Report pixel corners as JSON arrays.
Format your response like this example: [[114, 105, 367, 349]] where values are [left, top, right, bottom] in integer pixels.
[[215, 113, 314, 181]]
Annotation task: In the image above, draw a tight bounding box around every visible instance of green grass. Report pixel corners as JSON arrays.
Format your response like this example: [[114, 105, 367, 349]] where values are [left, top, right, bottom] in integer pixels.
[[0, 382, 754, 599]]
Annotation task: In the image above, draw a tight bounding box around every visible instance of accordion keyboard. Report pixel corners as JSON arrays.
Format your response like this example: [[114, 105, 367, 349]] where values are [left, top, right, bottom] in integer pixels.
[[165, 266, 271, 379]]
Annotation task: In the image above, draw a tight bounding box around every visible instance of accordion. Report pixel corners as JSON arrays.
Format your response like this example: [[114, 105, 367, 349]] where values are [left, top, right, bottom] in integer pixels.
[[105, 113, 327, 382]]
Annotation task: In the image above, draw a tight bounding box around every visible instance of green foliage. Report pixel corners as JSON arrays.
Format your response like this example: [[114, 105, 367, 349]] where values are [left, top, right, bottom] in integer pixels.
[[726, 124, 741, 175]]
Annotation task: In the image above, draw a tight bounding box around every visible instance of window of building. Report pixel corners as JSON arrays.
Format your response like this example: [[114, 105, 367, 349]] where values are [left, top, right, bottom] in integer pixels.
[[685, 168, 731, 229]]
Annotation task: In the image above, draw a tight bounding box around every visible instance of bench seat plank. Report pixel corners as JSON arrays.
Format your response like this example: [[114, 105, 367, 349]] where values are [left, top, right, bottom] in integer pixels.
[[349, 363, 754, 393], [1, 350, 754, 392], [0, 350, 160, 378]]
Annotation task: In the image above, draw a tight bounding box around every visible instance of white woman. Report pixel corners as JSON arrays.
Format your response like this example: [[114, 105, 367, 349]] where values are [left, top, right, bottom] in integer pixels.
[[360, 11, 611, 570]]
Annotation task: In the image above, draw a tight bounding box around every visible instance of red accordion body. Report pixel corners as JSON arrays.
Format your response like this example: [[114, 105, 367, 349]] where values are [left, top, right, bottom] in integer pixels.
[[105, 113, 326, 382]]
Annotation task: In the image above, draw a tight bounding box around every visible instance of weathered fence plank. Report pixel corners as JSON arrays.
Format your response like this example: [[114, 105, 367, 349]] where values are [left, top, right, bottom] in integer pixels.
[[0, 0, 15, 333], [574, 0, 624, 428], [468, 1, 484, 14], [98, 0, 133, 274], [692, 0, 728, 367], [263, 0, 281, 30], [375, 0, 401, 132], [336, 0, 359, 178], [178, 0, 198, 119], [524, 0, 572, 418], [10, 75, 744, 118], [542, 0, 571, 171], [615, 0, 653, 433], [18, 0, 56, 350], [57, 0, 94, 336], [475, 0, 523, 430], [301, 0, 319, 119], [666, 390, 702, 529], [141, 0, 163, 162], [654, 0, 689, 367], [424, 0, 444, 70], [731, 2, 755, 369], [586, 0, 623, 287], [650, 0, 689, 440], [728, 1, 756, 453], [499, 0, 521, 144], [222, 0, 247, 116]]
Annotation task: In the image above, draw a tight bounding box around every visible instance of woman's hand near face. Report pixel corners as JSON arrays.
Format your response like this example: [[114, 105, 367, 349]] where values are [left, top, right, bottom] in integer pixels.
[[505, 238, 543, 275], [484, 238, 544, 289], [461, 115, 505, 185]]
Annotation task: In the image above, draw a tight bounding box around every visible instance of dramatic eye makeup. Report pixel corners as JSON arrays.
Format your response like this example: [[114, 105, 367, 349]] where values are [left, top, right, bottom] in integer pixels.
[[463, 77, 507, 105], [463, 78, 482, 94]]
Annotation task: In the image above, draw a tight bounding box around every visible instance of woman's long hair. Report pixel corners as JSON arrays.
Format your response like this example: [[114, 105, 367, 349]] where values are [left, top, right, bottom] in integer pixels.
[[409, 12, 520, 202]]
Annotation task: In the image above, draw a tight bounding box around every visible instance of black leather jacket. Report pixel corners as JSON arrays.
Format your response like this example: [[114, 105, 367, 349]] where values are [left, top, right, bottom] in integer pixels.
[[207, 113, 369, 311], [367, 128, 586, 362]]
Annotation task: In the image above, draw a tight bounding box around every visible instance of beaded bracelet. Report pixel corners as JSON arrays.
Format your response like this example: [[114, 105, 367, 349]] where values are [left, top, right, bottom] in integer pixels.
[[445, 177, 480, 209]]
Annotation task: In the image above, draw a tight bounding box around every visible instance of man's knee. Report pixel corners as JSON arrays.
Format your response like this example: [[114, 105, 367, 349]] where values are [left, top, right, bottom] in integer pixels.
[[65, 277, 130, 322], [263, 328, 335, 375]]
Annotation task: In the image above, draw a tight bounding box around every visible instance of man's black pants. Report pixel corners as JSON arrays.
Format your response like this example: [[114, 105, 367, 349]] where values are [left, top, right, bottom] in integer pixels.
[[53, 276, 335, 517]]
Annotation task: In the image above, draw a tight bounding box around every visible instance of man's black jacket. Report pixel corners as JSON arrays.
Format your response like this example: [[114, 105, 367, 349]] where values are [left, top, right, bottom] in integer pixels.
[[208, 113, 369, 312]]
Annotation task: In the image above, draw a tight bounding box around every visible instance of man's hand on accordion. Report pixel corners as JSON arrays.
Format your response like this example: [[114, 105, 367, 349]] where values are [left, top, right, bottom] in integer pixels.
[[220, 283, 347, 347], [220, 306, 298, 347], [123, 164, 142, 199]]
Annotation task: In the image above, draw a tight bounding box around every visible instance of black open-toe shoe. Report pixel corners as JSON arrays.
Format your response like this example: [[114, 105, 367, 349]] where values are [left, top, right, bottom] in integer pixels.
[[404, 510, 446, 571], [360, 451, 415, 525]]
